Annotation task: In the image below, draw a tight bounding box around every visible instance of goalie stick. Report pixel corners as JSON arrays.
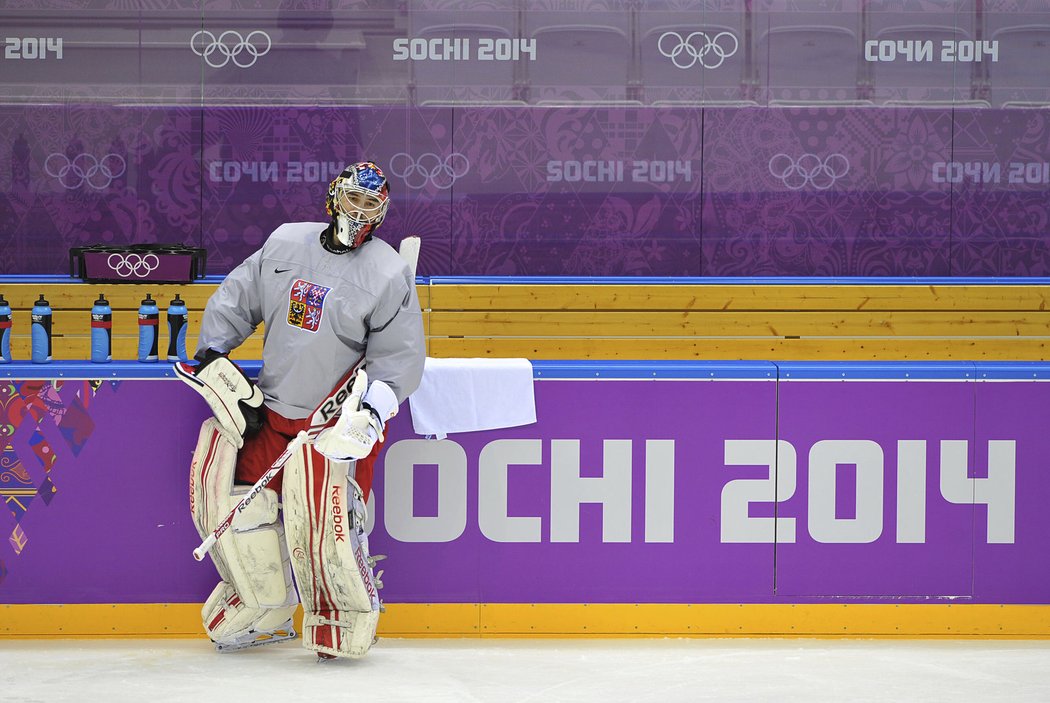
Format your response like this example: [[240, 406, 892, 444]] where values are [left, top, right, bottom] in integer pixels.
[[191, 366, 367, 561]]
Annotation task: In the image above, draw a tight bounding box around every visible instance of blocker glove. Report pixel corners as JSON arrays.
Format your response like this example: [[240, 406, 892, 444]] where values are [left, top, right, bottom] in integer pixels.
[[315, 369, 399, 461], [174, 348, 265, 446]]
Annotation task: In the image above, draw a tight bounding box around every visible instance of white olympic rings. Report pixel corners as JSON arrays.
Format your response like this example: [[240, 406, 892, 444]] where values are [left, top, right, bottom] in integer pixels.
[[768, 153, 850, 190], [389, 152, 470, 190], [190, 30, 271, 69], [657, 30, 738, 70], [107, 253, 161, 278], [44, 152, 126, 190]]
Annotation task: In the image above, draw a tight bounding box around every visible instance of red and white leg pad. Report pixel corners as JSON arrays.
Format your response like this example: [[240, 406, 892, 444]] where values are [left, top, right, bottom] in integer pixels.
[[190, 419, 298, 650], [283, 444, 382, 659]]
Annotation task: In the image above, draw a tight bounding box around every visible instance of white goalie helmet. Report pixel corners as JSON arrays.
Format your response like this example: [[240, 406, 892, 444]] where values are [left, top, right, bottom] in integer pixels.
[[324, 161, 391, 252]]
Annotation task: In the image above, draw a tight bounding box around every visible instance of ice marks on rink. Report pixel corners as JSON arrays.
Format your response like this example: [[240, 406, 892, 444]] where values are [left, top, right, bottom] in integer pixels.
[[0, 638, 1048, 702]]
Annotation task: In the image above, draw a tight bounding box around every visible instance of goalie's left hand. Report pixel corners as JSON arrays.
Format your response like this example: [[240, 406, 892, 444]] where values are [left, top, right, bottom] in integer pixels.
[[314, 404, 384, 461]]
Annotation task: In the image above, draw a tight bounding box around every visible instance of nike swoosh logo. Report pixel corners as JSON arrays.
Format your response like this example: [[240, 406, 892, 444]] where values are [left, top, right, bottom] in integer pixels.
[[274, 268, 292, 274]]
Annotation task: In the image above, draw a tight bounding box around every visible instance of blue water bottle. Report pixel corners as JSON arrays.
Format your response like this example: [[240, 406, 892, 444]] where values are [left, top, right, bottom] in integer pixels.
[[0, 295, 11, 363], [166, 294, 188, 362], [137, 293, 159, 363], [90, 293, 112, 363], [31, 294, 52, 364]]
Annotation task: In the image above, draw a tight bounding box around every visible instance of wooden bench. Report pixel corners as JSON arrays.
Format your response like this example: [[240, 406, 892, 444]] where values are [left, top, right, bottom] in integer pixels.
[[425, 283, 1050, 360], [2, 281, 1048, 361]]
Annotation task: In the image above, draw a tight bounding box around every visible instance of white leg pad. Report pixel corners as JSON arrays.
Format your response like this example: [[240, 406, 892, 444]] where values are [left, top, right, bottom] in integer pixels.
[[190, 419, 298, 647], [283, 444, 382, 659]]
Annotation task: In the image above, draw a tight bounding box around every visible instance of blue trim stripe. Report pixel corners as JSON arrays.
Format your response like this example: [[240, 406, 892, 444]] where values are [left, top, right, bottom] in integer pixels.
[[0, 360, 264, 379], [533, 360, 777, 379], [974, 361, 1050, 380], [776, 361, 978, 380], [7, 360, 1050, 381]]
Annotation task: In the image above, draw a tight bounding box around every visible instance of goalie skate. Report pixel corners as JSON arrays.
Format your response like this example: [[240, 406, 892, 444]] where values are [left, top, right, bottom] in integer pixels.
[[214, 618, 298, 653]]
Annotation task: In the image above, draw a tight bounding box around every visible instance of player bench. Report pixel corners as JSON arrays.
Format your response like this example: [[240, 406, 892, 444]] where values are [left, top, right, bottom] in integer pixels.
[[424, 279, 1050, 361], [4, 279, 1049, 361]]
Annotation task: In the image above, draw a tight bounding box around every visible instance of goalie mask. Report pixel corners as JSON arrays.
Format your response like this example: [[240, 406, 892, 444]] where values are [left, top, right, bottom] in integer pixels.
[[323, 161, 391, 253]]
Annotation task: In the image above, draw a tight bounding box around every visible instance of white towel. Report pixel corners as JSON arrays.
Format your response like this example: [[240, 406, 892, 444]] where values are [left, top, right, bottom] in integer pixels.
[[409, 357, 537, 439]]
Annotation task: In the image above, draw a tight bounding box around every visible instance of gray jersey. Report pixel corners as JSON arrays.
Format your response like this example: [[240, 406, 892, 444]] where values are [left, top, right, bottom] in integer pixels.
[[197, 222, 425, 420]]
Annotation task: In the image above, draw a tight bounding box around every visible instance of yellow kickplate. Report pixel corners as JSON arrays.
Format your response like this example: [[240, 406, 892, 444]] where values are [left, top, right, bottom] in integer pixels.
[[478, 603, 1050, 638], [2, 603, 1049, 639], [1, 603, 203, 637], [0, 603, 481, 638]]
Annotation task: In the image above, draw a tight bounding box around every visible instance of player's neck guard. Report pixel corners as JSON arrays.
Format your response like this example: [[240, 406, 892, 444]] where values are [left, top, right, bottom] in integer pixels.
[[320, 222, 370, 255]]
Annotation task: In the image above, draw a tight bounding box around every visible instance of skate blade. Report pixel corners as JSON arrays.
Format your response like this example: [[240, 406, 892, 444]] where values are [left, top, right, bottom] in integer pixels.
[[214, 628, 298, 653]]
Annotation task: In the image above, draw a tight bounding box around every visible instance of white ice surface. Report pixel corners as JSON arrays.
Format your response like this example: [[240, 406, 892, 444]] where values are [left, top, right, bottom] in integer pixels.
[[0, 638, 1048, 703]]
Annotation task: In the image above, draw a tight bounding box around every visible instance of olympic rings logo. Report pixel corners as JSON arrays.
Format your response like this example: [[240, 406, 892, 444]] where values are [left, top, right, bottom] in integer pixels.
[[106, 253, 160, 278], [190, 30, 271, 69], [768, 153, 850, 190], [657, 31, 738, 69], [44, 152, 126, 190], [389, 152, 469, 190]]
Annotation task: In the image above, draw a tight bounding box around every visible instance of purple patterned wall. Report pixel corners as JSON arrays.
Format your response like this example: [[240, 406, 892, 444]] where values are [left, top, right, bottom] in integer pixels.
[[3, 1, 1050, 276]]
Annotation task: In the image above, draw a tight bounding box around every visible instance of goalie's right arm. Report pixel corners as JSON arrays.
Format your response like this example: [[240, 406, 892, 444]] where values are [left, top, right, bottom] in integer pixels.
[[197, 248, 265, 358]]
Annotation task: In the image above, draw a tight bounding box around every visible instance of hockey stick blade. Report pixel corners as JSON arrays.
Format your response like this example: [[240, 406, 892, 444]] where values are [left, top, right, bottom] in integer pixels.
[[398, 235, 421, 277]]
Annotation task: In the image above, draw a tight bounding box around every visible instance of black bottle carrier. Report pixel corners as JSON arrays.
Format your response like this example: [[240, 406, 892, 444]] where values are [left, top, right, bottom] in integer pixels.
[[69, 244, 208, 284]]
